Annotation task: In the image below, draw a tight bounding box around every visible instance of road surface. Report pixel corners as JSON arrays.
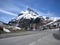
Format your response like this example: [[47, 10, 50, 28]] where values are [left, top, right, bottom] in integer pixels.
[[0, 29, 60, 45]]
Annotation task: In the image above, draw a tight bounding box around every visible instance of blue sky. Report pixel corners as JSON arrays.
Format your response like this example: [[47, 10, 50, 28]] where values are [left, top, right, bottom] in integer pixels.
[[0, 0, 60, 23]]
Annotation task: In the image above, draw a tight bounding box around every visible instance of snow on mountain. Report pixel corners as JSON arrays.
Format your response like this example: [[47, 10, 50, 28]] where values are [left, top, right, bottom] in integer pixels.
[[50, 17, 60, 21], [16, 8, 40, 20], [43, 17, 60, 26], [10, 8, 60, 21], [10, 8, 60, 25]]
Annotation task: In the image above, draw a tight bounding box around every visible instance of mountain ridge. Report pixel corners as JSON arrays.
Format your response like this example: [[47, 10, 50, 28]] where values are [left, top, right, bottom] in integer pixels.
[[8, 8, 60, 28]]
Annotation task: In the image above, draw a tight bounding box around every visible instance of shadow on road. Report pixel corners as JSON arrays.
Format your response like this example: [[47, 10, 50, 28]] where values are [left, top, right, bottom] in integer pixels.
[[53, 33, 60, 40]]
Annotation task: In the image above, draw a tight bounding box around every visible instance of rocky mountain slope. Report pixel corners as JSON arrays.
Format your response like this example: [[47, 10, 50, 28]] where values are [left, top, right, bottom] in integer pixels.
[[8, 8, 60, 30]]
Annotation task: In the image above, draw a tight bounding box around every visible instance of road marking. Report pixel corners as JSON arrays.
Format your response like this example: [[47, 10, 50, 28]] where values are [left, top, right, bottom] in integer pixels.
[[29, 35, 49, 45]]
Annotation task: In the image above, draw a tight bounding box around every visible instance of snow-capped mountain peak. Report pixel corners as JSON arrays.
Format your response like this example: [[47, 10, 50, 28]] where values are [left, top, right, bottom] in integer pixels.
[[16, 8, 40, 20], [11, 8, 60, 24], [9, 8, 60, 28]]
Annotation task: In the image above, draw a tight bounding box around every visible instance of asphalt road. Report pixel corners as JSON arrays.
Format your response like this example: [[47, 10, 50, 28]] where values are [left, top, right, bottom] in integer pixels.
[[0, 29, 60, 45]]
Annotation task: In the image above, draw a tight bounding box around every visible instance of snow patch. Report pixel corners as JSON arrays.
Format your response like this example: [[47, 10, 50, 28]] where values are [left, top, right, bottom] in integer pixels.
[[3, 28, 10, 32]]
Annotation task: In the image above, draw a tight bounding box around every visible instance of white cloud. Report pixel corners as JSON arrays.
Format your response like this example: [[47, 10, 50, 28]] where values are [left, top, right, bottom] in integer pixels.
[[1, 17, 7, 21], [26, 6, 56, 17], [32, 8, 55, 17], [44, 11, 56, 17], [2, 4, 21, 12], [0, 9, 17, 16], [0, 0, 21, 12], [1, 17, 8, 23]]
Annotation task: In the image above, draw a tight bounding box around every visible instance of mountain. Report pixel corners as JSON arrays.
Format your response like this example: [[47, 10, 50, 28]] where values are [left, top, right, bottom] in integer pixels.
[[16, 8, 40, 20], [15, 8, 60, 21], [8, 8, 46, 25], [0, 21, 8, 25], [8, 8, 60, 30]]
